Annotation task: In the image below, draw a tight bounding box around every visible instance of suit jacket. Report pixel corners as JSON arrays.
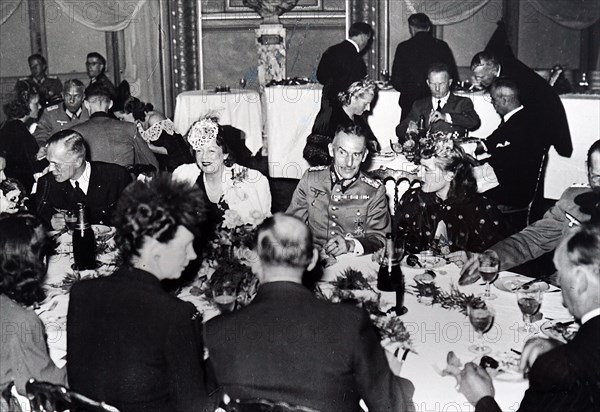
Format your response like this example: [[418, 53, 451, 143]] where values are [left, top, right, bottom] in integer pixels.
[[89, 73, 116, 99], [498, 57, 572, 157], [67, 267, 213, 412], [395, 93, 480, 138], [34, 161, 131, 226], [34, 103, 90, 146], [475, 315, 600, 412], [204, 281, 413, 412], [490, 185, 592, 271], [286, 166, 391, 254], [483, 108, 547, 209], [0, 119, 42, 193], [71, 112, 159, 169], [316, 40, 367, 101], [391, 32, 459, 120]]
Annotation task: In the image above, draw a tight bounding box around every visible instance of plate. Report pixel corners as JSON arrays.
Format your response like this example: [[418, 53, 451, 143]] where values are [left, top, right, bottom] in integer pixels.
[[494, 276, 549, 293], [413, 272, 436, 283], [371, 152, 396, 160], [92, 224, 116, 240], [540, 320, 579, 343], [402, 252, 445, 269]]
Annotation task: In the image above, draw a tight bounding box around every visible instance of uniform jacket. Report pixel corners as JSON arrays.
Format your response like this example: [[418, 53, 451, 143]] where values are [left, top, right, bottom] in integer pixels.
[[391, 32, 459, 120], [34, 161, 131, 227], [71, 112, 159, 170], [483, 107, 547, 209], [395, 93, 480, 139], [490, 185, 592, 271], [475, 315, 600, 412], [20, 75, 63, 107], [286, 166, 390, 253], [204, 281, 413, 412], [67, 267, 213, 412], [34, 104, 90, 146]]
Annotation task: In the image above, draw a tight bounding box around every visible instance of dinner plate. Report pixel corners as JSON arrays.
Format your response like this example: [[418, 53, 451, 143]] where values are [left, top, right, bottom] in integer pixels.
[[540, 320, 579, 343], [401, 252, 445, 269], [494, 276, 549, 293], [371, 152, 396, 160], [92, 224, 116, 240], [413, 272, 436, 283]]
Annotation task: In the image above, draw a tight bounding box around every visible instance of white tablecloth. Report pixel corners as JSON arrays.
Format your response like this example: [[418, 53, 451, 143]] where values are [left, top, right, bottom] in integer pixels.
[[264, 85, 401, 179], [174, 89, 263, 155], [456, 92, 600, 200]]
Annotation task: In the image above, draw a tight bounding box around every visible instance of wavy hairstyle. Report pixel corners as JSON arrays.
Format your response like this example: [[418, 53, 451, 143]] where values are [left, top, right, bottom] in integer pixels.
[[122, 96, 154, 122], [337, 78, 377, 106], [113, 174, 207, 264], [3, 80, 38, 119], [0, 214, 52, 306], [420, 139, 478, 202]]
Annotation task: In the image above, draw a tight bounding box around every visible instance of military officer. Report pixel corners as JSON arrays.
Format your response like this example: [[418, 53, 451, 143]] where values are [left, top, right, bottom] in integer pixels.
[[34, 79, 89, 146], [287, 124, 390, 256], [19, 54, 62, 108]]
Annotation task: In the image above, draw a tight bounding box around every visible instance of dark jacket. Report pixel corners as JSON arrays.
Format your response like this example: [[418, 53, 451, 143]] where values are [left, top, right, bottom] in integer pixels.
[[67, 267, 214, 412], [0, 119, 43, 193], [205, 281, 413, 412], [391, 32, 459, 120], [316, 40, 367, 101]]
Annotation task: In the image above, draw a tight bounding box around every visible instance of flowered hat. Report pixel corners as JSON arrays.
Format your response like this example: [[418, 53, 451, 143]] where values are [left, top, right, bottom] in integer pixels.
[[187, 116, 219, 151]]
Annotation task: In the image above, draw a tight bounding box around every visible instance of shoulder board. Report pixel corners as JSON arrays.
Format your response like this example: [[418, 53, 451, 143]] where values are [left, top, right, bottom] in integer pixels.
[[308, 165, 328, 172], [570, 182, 590, 188], [360, 174, 381, 188], [19, 77, 28, 80], [45, 104, 59, 112], [48, 76, 58, 79]]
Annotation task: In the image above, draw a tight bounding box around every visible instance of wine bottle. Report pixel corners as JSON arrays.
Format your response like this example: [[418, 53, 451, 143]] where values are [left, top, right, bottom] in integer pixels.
[[377, 234, 394, 291], [418, 115, 426, 140], [72, 202, 96, 270]]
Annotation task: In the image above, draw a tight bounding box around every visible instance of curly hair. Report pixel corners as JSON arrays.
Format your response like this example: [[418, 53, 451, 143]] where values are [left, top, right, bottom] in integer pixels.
[[113, 174, 207, 264], [0, 178, 27, 213], [337, 78, 377, 106], [0, 214, 51, 306], [123, 96, 154, 122], [3, 80, 38, 119], [421, 140, 477, 202]]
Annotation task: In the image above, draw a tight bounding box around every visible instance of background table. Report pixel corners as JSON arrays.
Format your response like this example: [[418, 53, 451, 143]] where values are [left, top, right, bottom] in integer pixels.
[[457, 91, 600, 200], [263, 85, 401, 179], [174, 89, 263, 155]]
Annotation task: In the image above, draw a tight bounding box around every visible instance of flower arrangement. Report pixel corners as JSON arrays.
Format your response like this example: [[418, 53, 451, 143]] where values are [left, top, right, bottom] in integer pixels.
[[410, 281, 480, 315]]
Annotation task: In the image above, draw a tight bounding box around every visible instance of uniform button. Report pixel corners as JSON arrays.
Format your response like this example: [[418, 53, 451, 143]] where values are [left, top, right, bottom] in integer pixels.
[[332, 222, 336, 227], [336, 188, 341, 193], [332, 206, 338, 210], [356, 211, 361, 215], [330, 231, 335, 235], [332, 215, 336, 219]]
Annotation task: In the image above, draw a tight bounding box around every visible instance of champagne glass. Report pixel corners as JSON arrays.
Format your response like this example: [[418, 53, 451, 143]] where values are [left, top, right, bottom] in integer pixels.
[[468, 300, 495, 354], [478, 250, 499, 300], [516, 285, 542, 333], [212, 282, 236, 314], [239, 77, 247, 89]]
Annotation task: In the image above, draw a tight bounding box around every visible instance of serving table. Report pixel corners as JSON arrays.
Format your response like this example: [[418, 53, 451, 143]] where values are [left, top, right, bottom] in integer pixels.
[[263, 85, 401, 179], [173, 89, 263, 155], [39, 227, 572, 411]]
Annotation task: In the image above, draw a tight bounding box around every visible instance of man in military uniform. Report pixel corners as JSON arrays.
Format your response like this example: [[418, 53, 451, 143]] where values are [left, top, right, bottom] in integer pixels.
[[19, 54, 62, 108], [34, 79, 89, 147], [287, 124, 390, 256]]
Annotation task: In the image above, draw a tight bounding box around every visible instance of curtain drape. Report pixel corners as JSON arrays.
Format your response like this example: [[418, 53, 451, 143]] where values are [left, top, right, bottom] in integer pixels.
[[402, 0, 491, 25], [0, 0, 23, 26], [50, 0, 146, 31], [527, 0, 600, 30]]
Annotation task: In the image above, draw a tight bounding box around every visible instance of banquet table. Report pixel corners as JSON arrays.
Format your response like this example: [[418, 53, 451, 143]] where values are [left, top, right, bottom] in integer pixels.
[[39, 229, 572, 411], [173, 89, 263, 155], [456, 91, 600, 200], [263, 84, 401, 179]]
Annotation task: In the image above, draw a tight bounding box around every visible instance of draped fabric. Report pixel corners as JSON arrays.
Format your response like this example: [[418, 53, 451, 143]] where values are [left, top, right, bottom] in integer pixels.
[[51, 0, 147, 31], [402, 0, 491, 25], [527, 0, 600, 30], [0, 0, 23, 26]]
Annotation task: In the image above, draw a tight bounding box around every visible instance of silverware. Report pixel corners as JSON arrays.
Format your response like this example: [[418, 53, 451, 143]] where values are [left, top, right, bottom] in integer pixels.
[[511, 278, 545, 291]]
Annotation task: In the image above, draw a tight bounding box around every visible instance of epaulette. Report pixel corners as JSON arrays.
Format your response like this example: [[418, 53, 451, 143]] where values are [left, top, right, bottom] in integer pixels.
[[360, 174, 381, 188], [48, 76, 58, 79], [45, 104, 59, 112], [308, 165, 328, 172], [19, 77, 28, 80], [570, 182, 590, 188]]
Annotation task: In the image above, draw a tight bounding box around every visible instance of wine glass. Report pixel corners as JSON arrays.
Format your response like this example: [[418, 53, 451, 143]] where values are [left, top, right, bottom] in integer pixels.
[[64, 211, 78, 233], [212, 282, 236, 314], [468, 300, 495, 354], [239, 77, 247, 89], [516, 285, 543, 333], [478, 250, 499, 300]]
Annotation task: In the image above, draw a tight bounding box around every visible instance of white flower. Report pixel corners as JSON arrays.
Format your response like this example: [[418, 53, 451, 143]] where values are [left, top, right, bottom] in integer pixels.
[[222, 209, 244, 229]]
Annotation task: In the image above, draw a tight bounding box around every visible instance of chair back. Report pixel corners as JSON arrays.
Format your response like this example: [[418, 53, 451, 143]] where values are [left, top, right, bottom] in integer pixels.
[[1, 382, 23, 412], [25, 379, 120, 412]]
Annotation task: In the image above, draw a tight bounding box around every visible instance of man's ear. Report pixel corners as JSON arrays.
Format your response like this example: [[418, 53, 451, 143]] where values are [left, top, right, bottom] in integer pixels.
[[328, 143, 335, 157], [306, 247, 319, 272], [83, 100, 91, 112], [572, 266, 590, 296], [108, 100, 114, 110], [361, 149, 368, 163], [449, 78, 454, 87]]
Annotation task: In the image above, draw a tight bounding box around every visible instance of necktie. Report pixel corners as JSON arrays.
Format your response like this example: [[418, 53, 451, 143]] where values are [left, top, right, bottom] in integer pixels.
[[437, 100, 442, 111], [74, 181, 86, 199]]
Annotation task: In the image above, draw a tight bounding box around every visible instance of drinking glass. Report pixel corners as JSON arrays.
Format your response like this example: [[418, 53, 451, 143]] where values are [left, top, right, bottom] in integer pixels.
[[380, 69, 390, 85], [478, 250, 499, 300], [516, 286, 543, 333], [468, 301, 495, 354], [239, 78, 247, 89], [212, 282, 236, 314], [64, 211, 78, 232]]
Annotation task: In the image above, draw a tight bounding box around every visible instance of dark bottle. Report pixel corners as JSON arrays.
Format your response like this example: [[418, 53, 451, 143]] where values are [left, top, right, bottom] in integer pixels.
[[72, 203, 96, 270], [377, 233, 407, 315], [417, 115, 426, 139]]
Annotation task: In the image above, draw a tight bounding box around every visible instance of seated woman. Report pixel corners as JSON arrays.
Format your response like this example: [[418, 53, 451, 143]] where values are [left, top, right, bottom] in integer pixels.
[[115, 96, 193, 171], [0, 214, 67, 396], [304, 78, 380, 166], [173, 116, 271, 226], [0, 178, 28, 214], [395, 139, 507, 254], [0, 81, 45, 193]]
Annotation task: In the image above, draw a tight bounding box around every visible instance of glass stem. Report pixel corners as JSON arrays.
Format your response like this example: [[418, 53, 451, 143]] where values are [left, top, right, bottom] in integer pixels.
[[484, 282, 491, 298]]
